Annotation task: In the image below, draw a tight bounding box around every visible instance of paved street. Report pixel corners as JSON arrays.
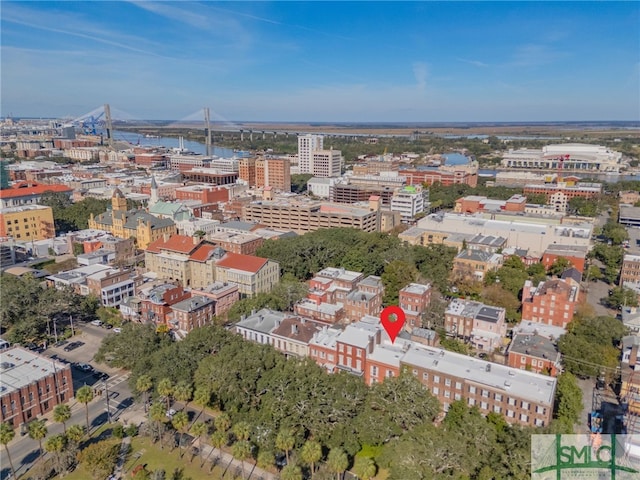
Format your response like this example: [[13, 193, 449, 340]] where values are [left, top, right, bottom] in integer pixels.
[[0, 325, 134, 480]]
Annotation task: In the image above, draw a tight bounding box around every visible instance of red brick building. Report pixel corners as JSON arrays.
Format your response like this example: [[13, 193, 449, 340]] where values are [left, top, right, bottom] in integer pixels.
[[507, 334, 561, 377], [192, 282, 240, 319], [0, 347, 73, 429], [175, 185, 229, 204], [541, 245, 588, 274], [521, 278, 579, 329], [170, 295, 216, 333], [400, 168, 478, 187], [399, 283, 432, 331], [454, 194, 527, 214], [140, 283, 191, 326]]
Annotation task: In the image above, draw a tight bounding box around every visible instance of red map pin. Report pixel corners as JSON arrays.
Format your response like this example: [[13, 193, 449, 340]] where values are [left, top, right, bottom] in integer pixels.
[[380, 305, 406, 344]]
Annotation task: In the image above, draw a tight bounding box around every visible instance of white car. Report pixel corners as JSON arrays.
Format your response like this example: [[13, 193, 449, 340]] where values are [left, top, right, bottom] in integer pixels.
[[166, 408, 177, 418], [91, 320, 103, 327], [113, 328, 122, 334]]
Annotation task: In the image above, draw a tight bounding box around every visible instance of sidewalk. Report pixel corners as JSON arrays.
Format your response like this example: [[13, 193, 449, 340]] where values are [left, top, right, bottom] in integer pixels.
[[111, 436, 132, 480], [197, 443, 278, 480]]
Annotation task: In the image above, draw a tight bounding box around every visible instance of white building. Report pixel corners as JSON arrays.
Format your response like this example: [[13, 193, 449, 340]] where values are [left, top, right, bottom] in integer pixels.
[[307, 177, 338, 199], [175, 217, 220, 237], [390, 185, 426, 223], [502, 144, 623, 172], [298, 134, 323, 174]]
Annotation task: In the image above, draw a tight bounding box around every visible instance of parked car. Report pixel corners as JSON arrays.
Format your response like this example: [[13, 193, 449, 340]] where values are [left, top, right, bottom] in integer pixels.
[[91, 320, 103, 327], [166, 408, 177, 419], [77, 363, 93, 372], [113, 328, 122, 334], [63, 341, 83, 352]]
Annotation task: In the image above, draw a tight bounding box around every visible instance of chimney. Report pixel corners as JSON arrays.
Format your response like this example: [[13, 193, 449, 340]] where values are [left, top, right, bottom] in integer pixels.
[[163, 232, 170, 242], [291, 324, 298, 335]]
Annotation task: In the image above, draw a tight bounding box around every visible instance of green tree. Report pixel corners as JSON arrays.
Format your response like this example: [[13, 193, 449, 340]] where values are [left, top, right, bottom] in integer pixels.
[[291, 174, 313, 193], [28, 418, 48, 456], [549, 257, 572, 276], [171, 411, 189, 456], [78, 439, 120, 480], [554, 373, 584, 433], [300, 439, 323, 479], [353, 456, 377, 480], [192, 386, 211, 418], [136, 374, 153, 413], [276, 428, 296, 464], [157, 378, 174, 411], [76, 385, 94, 434], [173, 380, 193, 408], [257, 449, 275, 470], [327, 448, 349, 480], [280, 464, 303, 480], [605, 286, 639, 309], [0, 422, 16, 480], [381, 259, 419, 305], [190, 422, 208, 464], [67, 424, 85, 445], [53, 403, 71, 434], [214, 412, 231, 433], [45, 433, 68, 475], [233, 421, 251, 442], [232, 439, 252, 480], [149, 402, 167, 449]]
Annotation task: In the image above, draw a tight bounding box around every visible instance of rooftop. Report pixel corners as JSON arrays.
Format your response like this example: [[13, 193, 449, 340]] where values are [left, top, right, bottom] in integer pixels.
[[271, 317, 322, 343], [0, 347, 69, 395], [401, 283, 431, 295], [235, 308, 288, 334], [171, 295, 214, 313], [508, 334, 560, 361]]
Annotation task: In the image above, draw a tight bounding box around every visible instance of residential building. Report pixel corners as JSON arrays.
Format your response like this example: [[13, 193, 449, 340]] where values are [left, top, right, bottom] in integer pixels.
[[234, 308, 288, 346], [0, 205, 55, 241], [272, 317, 322, 358], [0, 347, 73, 428], [139, 283, 191, 326], [170, 295, 216, 333], [541, 245, 589, 273], [467, 234, 507, 254], [0, 181, 72, 209], [521, 279, 579, 329], [46, 264, 113, 295], [207, 231, 264, 256], [399, 283, 432, 331], [88, 188, 176, 250], [402, 344, 555, 427], [621, 254, 640, 288], [452, 249, 503, 281], [344, 289, 382, 323], [256, 158, 291, 192], [191, 282, 239, 319], [308, 326, 342, 370], [86, 267, 136, 307], [507, 334, 561, 376], [444, 299, 507, 351], [294, 299, 345, 325], [335, 318, 383, 376], [214, 249, 280, 297], [390, 185, 426, 223]]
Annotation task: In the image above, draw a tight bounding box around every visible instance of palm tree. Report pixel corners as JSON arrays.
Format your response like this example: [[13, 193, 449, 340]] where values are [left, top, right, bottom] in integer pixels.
[[66, 424, 85, 446], [280, 464, 303, 480], [275, 427, 295, 464], [136, 374, 153, 413], [327, 448, 349, 480], [0, 422, 16, 480], [300, 439, 322, 479], [173, 380, 193, 409], [232, 421, 251, 442], [45, 433, 67, 475], [53, 404, 72, 434], [157, 378, 174, 411], [192, 386, 211, 419], [256, 450, 275, 470], [28, 418, 48, 456], [353, 456, 377, 480], [149, 402, 167, 449], [231, 439, 252, 480], [213, 412, 231, 433], [75, 385, 94, 435], [190, 421, 207, 464], [171, 411, 189, 456], [208, 430, 228, 472]]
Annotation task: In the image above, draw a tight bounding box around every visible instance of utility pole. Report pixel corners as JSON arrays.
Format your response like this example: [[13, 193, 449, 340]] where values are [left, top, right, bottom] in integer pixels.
[[69, 315, 75, 336]]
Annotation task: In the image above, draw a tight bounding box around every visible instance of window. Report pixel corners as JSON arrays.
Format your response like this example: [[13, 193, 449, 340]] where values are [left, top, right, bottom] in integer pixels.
[[507, 410, 515, 418], [535, 418, 545, 427], [422, 372, 429, 381], [454, 393, 461, 401], [468, 398, 476, 406], [386, 370, 394, 378], [494, 393, 502, 402], [455, 382, 462, 390], [347, 346, 352, 355], [371, 365, 378, 377], [412, 369, 418, 376], [444, 378, 451, 387], [494, 405, 502, 413], [444, 390, 451, 398], [480, 401, 488, 410], [521, 401, 530, 410], [536, 406, 546, 415], [508, 397, 516, 406], [520, 356, 526, 363], [433, 375, 440, 384], [433, 387, 439, 395], [520, 414, 529, 422], [469, 386, 476, 394]]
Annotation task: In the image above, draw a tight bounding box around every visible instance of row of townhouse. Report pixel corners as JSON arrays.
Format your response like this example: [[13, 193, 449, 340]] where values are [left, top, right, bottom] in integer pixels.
[[235, 311, 556, 427]]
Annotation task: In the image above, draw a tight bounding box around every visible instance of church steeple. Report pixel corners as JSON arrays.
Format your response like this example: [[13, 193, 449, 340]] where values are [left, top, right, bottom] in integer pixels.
[[150, 175, 159, 207], [112, 187, 127, 212]]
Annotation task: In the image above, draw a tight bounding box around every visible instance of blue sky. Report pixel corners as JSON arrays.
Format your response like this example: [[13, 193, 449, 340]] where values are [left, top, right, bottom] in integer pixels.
[[2, 1, 639, 122]]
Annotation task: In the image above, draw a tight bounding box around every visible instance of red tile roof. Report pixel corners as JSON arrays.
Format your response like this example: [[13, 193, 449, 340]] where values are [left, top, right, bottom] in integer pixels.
[[215, 252, 268, 273], [146, 234, 199, 254], [0, 182, 72, 199], [190, 244, 216, 262]]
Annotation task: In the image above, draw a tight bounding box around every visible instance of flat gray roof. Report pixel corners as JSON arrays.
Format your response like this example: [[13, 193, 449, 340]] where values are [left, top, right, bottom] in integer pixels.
[[1, 347, 69, 396], [402, 344, 556, 406]]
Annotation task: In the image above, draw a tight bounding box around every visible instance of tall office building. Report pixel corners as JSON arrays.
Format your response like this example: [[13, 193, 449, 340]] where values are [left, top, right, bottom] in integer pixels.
[[298, 134, 323, 174]]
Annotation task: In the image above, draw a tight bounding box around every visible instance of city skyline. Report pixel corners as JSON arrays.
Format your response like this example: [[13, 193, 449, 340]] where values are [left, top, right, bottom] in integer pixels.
[[2, 1, 639, 122]]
